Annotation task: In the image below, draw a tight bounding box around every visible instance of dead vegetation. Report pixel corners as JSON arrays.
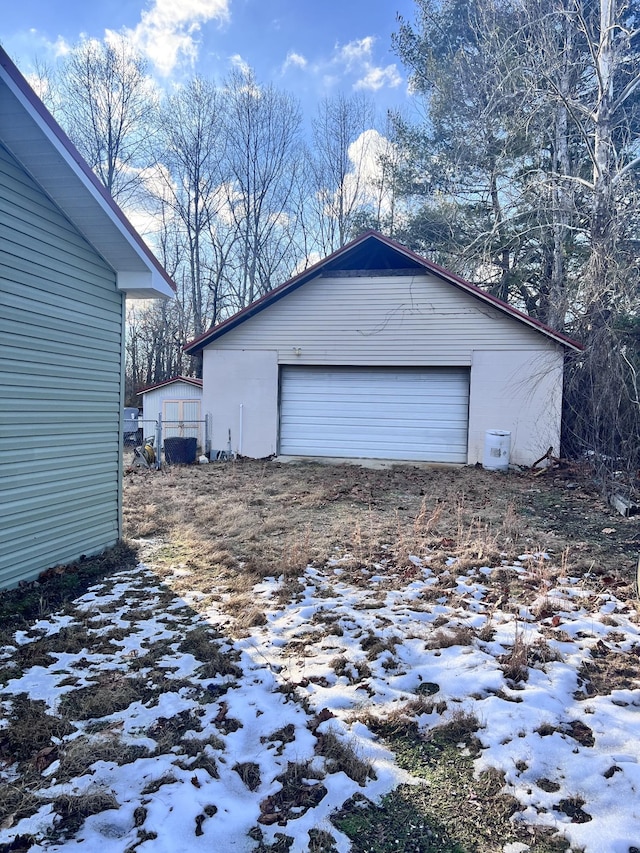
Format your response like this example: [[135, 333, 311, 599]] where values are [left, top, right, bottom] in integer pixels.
[[123, 458, 637, 626], [0, 458, 638, 852]]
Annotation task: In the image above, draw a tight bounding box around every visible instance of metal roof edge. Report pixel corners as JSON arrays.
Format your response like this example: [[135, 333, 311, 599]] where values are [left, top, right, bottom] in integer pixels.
[[137, 376, 203, 395]]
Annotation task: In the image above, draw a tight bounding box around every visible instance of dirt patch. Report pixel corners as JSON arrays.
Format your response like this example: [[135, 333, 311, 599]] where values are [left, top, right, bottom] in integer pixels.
[[576, 641, 640, 698]]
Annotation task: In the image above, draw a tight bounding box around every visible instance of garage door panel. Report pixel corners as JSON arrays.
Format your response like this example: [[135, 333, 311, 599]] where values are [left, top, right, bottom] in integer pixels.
[[280, 366, 469, 462], [282, 416, 467, 434]]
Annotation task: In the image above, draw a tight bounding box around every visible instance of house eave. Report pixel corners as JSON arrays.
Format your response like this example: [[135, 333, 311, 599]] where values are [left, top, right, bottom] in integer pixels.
[[0, 47, 175, 301], [117, 271, 174, 300]]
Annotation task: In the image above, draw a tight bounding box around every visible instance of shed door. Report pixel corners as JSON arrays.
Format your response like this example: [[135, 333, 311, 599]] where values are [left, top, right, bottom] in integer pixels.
[[279, 366, 469, 463], [163, 399, 201, 441]]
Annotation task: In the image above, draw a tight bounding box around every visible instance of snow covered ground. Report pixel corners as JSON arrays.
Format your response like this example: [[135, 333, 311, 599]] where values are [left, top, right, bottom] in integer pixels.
[[1, 547, 639, 852]]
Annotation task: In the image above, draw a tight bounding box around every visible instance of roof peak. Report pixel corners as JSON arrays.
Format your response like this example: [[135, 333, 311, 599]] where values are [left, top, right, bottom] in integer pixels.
[[184, 231, 582, 354]]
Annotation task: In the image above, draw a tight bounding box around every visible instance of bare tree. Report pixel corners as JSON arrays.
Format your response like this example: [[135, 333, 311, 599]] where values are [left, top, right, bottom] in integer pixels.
[[553, 0, 640, 474], [310, 92, 378, 253], [126, 296, 190, 394], [153, 77, 225, 339], [57, 34, 155, 204], [219, 67, 305, 308]]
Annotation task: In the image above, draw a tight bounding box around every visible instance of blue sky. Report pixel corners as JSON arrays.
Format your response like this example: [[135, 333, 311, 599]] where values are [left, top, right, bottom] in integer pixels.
[[2, 0, 418, 120]]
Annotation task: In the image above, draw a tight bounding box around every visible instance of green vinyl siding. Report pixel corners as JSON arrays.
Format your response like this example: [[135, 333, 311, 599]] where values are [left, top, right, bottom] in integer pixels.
[[0, 141, 124, 588]]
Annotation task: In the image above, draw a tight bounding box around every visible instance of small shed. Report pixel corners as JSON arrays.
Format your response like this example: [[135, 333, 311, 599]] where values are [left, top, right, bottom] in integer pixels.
[[137, 376, 204, 448], [0, 48, 175, 588], [184, 231, 581, 466]]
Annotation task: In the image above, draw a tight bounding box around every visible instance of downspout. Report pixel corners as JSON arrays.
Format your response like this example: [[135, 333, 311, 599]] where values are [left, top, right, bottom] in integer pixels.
[[117, 296, 126, 542], [156, 413, 162, 470]]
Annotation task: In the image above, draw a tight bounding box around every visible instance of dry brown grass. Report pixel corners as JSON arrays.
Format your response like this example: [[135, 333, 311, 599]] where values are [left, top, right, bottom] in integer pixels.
[[233, 761, 262, 791], [575, 641, 640, 698], [57, 673, 152, 720], [259, 761, 327, 824], [314, 730, 374, 786], [2, 459, 635, 852], [56, 736, 150, 783], [426, 624, 475, 649], [499, 623, 531, 684], [122, 459, 637, 640], [177, 627, 242, 678], [0, 694, 76, 763], [52, 791, 120, 837]]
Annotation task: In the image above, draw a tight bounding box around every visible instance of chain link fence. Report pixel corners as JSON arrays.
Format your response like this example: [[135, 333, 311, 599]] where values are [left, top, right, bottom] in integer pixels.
[[123, 415, 211, 469]]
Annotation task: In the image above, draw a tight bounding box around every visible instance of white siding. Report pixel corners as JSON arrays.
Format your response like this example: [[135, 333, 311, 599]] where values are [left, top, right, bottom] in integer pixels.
[[211, 273, 555, 365], [202, 350, 279, 458], [468, 350, 563, 466], [0, 142, 123, 588]]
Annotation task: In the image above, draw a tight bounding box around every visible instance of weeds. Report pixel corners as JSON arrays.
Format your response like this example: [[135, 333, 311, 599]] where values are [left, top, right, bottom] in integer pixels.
[[499, 623, 531, 684], [314, 730, 374, 786], [233, 761, 262, 791]]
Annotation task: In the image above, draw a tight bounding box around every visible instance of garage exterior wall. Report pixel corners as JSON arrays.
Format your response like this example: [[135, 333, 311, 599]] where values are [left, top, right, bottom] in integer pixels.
[[201, 272, 564, 463], [202, 350, 279, 457], [209, 273, 557, 363], [0, 142, 124, 588], [468, 350, 563, 466]]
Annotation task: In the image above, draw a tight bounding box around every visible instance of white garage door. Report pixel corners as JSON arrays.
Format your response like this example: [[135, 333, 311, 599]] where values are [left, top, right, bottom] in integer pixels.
[[279, 366, 469, 462]]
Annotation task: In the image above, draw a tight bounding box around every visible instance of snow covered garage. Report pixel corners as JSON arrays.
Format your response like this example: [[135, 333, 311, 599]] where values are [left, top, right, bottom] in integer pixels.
[[0, 48, 174, 588], [184, 231, 580, 466]]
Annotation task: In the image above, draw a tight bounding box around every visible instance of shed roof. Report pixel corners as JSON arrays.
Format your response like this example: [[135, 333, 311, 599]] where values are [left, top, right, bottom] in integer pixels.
[[0, 46, 175, 300], [137, 376, 203, 395], [184, 231, 582, 354]]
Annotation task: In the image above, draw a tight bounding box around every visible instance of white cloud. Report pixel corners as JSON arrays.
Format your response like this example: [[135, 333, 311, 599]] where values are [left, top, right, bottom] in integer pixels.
[[335, 36, 375, 70], [354, 64, 402, 92], [282, 51, 307, 73], [320, 129, 399, 221], [229, 53, 251, 76], [292, 250, 322, 275], [328, 36, 402, 93], [121, 0, 230, 76], [49, 34, 73, 58]]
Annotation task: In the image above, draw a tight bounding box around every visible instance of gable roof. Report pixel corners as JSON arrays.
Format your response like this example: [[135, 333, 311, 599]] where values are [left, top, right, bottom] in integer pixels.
[[0, 47, 175, 300], [184, 231, 582, 354], [137, 376, 203, 395]]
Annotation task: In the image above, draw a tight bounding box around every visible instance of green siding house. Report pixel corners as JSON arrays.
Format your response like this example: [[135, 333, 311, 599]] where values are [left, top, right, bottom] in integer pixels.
[[0, 47, 175, 589]]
